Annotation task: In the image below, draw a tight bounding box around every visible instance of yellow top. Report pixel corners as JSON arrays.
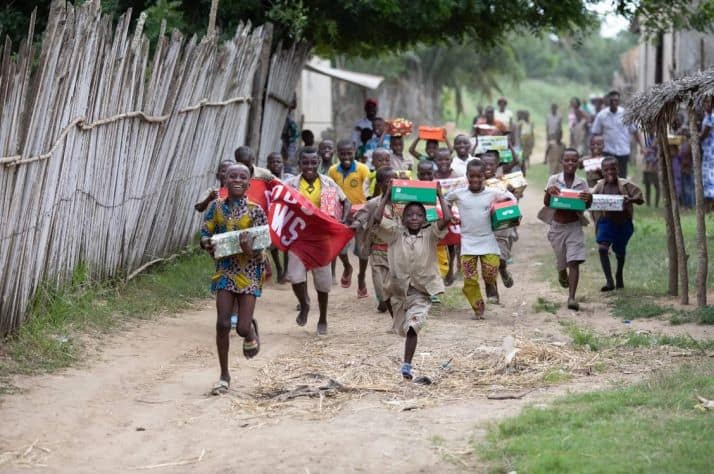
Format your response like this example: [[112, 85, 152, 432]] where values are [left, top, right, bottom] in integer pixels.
[[299, 177, 322, 208], [328, 161, 370, 204]]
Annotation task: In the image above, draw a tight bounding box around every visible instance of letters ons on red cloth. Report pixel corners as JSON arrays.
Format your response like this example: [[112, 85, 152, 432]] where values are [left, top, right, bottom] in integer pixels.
[[263, 181, 354, 270]]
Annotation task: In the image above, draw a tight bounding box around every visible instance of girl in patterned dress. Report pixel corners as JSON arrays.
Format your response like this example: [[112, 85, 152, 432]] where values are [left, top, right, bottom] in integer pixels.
[[200, 163, 266, 395]]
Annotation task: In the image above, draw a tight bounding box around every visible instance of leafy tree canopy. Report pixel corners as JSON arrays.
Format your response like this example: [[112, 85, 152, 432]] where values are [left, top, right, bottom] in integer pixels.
[[1, 1, 712, 55]]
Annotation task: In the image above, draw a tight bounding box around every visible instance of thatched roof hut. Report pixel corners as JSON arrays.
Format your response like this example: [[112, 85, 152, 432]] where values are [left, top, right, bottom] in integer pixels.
[[624, 68, 714, 129]]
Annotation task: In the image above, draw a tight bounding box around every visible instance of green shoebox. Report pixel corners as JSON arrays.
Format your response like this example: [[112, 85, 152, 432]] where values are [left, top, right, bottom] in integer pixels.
[[425, 206, 439, 222], [491, 201, 522, 230], [549, 189, 586, 211], [391, 179, 437, 204], [498, 149, 514, 163]]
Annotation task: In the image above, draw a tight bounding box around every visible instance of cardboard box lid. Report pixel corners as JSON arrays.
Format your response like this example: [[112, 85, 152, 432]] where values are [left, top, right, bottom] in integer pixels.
[[492, 199, 518, 210], [392, 179, 437, 190], [559, 189, 581, 198]]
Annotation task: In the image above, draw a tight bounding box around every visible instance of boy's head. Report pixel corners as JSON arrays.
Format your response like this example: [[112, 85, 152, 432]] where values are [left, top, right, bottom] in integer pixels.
[[359, 127, 373, 145], [481, 151, 499, 178], [524, 110, 530, 121], [372, 117, 386, 137], [390, 135, 404, 156], [454, 134, 470, 158], [435, 148, 452, 174], [417, 160, 434, 181], [550, 103, 558, 115], [376, 166, 397, 194], [364, 99, 378, 120], [570, 97, 581, 109], [234, 146, 255, 167], [402, 202, 427, 233], [216, 159, 234, 185], [301, 129, 315, 147], [225, 163, 251, 199], [266, 152, 283, 176], [298, 146, 320, 180], [601, 156, 619, 183], [497, 97, 507, 112], [466, 160, 485, 193], [484, 106, 495, 123], [590, 135, 604, 156], [372, 148, 391, 170], [318, 139, 334, 162], [425, 139, 439, 159], [561, 147, 580, 175], [337, 139, 355, 168]]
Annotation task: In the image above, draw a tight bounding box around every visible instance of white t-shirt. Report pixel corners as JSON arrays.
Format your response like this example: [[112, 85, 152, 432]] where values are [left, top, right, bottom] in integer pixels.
[[450, 155, 477, 177], [446, 187, 515, 256], [494, 109, 513, 128]]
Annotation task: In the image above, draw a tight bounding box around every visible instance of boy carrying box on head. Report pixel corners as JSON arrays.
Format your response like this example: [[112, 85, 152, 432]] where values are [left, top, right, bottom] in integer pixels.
[[351, 167, 399, 315], [538, 148, 593, 311], [446, 159, 515, 318], [373, 180, 452, 381], [591, 156, 644, 291]]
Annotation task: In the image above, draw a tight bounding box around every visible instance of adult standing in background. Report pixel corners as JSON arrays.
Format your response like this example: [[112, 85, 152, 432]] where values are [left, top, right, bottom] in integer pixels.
[[494, 97, 514, 133], [352, 98, 378, 148], [700, 98, 714, 206], [545, 103, 563, 164], [591, 90, 645, 178]]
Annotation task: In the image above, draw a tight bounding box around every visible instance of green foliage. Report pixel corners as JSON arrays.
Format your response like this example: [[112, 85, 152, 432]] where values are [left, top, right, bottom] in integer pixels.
[[142, 0, 185, 41], [533, 297, 561, 314], [617, 0, 714, 37], [479, 362, 714, 473], [562, 322, 605, 351], [611, 296, 669, 319]]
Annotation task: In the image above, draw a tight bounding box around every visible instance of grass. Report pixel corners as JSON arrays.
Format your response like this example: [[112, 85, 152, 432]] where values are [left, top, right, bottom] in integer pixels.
[[0, 248, 213, 380], [478, 361, 714, 473], [611, 296, 669, 320], [532, 297, 560, 314], [562, 322, 605, 352]]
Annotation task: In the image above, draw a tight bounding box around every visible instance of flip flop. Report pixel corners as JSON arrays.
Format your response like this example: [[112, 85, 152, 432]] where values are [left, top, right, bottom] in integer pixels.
[[211, 379, 229, 395], [357, 287, 368, 298], [242, 319, 260, 359], [340, 268, 353, 288]]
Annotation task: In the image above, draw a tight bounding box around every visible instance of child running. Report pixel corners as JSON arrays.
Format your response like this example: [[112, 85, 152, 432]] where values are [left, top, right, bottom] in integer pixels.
[[434, 148, 458, 180], [200, 163, 264, 395], [446, 160, 515, 318], [450, 134, 475, 177], [318, 139, 335, 175], [285, 147, 351, 335], [388, 135, 412, 178], [590, 156, 644, 291], [328, 139, 371, 297], [352, 166, 398, 314], [581, 135, 605, 188], [374, 181, 452, 380], [538, 148, 592, 310], [195, 159, 233, 213]]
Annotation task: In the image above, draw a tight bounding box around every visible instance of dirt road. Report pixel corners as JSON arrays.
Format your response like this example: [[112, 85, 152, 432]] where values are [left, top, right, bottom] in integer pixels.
[[0, 179, 704, 473]]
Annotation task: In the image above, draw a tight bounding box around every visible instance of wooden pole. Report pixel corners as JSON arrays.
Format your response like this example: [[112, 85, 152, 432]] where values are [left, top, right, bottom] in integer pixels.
[[206, 0, 219, 40], [687, 104, 708, 307], [656, 132, 678, 296], [658, 122, 689, 304], [247, 22, 274, 156]]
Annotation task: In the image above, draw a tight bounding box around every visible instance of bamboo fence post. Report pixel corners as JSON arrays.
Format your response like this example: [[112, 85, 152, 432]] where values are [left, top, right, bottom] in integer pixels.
[[247, 22, 274, 153], [656, 133, 679, 296], [687, 104, 708, 307]]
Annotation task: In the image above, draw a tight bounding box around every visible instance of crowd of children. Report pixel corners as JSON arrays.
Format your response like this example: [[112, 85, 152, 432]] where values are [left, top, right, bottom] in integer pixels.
[[196, 99, 647, 393]]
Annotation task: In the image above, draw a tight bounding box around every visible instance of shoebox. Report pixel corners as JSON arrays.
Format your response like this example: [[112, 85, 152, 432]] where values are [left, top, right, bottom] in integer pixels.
[[424, 205, 439, 222], [590, 194, 624, 211], [549, 189, 586, 211], [498, 149, 514, 163], [211, 225, 271, 258], [391, 179, 437, 204], [491, 200, 522, 230], [582, 157, 603, 172], [504, 171, 528, 194], [417, 126, 446, 141], [475, 135, 508, 153], [485, 177, 507, 191], [437, 176, 467, 195]]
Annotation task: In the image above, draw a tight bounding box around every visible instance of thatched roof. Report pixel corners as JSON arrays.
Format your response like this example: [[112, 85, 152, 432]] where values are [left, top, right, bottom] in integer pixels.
[[624, 68, 714, 129]]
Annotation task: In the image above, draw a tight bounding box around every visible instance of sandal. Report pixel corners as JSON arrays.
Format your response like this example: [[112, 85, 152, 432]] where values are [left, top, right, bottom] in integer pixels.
[[357, 287, 368, 298], [242, 319, 260, 359], [340, 267, 353, 288], [211, 379, 229, 395], [401, 362, 413, 380], [472, 300, 485, 320]]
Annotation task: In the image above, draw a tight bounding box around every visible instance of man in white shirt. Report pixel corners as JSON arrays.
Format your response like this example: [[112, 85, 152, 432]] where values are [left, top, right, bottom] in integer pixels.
[[494, 98, 514, 132], [591, 90, 645, 178], [351, 98, 378, 147]]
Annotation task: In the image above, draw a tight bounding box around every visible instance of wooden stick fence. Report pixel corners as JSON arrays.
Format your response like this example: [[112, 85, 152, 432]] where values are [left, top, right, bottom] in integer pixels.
[[0, 0, 267, 334]]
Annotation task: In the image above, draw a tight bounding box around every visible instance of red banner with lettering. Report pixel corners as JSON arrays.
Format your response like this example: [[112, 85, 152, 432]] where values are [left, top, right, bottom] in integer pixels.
[[267, 182, 354, 270], [246, 178, 273, 212]]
